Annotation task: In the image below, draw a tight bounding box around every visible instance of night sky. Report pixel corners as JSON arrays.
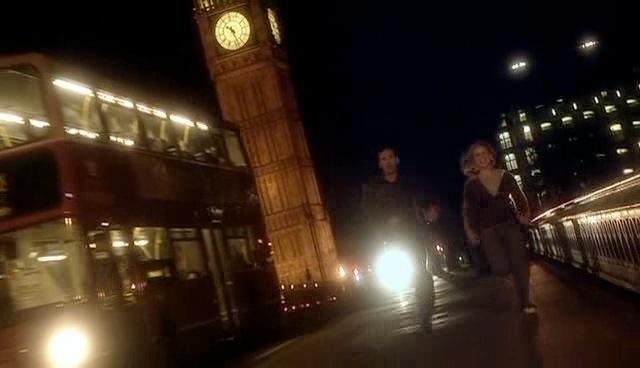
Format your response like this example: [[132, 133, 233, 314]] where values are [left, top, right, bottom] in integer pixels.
[[3, 1, 639, 253]]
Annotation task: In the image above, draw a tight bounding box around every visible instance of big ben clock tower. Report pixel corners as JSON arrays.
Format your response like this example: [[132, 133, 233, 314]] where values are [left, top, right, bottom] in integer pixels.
[[193, 0, 338, 284]]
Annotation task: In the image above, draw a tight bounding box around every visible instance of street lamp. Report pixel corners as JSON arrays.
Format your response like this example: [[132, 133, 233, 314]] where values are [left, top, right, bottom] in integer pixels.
[[511, 60, 527, 71], [509, 57, 529, 77], [578, 37, 599, 53]]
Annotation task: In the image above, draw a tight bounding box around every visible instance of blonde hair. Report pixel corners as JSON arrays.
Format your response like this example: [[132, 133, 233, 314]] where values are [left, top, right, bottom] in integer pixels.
[[461, 140, 497, 177]]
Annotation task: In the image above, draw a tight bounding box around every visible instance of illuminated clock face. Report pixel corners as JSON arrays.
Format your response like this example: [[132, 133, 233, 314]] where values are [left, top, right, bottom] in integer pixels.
[[267, 8, 282, 44], [215, 11, 251, 51]]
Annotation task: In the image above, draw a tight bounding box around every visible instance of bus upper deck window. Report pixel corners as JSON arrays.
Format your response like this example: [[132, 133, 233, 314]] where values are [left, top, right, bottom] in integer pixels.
[[0, 66, 49, 150], [173, 119, 221, 163], [137, 108, 179, 155], [53, 78, 102, 141], [98, 93, 139, 148]]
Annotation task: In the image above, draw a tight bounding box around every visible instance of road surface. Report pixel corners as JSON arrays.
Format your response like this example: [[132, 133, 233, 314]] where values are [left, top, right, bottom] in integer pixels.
[[232, 261, 640, 367]]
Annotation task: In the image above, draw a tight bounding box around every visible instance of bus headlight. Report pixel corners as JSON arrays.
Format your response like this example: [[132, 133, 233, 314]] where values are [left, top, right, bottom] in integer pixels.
[[47, 326, 90, 367], [375, 248, 414, 292], [338, 264, 347, 279]]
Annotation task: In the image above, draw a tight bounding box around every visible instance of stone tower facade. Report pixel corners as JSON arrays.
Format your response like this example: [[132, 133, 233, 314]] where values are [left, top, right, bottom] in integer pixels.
[[193, 0, 339, 284]]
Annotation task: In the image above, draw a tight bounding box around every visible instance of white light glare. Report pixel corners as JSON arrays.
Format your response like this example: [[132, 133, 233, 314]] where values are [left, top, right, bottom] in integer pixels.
[[65, 127, 99, 140], [96, 91, 115, 103], [375, 248, 414, 292], [510, 60, 527, 71], [109, 135, 135, 146], [47, 327, 90, 367], [153, 109, 167, 119], [53, 79, 94, 96], [134, 239, 149, 246], [338, 265, 347, 279], [112, 240, 128, 248], [196, 122, 209, 131], [37, 255, 68, 262], [170, 114, 195, 127], [137, 104, 167, 119], [617, 148, 629, 155], [30, 119, 50, 128], [136, 104, 153, 114], [579, 40, 599, 50], [0, 112, 25, 124]]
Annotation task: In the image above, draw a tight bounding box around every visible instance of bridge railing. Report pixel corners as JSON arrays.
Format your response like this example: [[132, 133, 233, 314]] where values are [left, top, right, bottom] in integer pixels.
[[530, 174, 640, 293]]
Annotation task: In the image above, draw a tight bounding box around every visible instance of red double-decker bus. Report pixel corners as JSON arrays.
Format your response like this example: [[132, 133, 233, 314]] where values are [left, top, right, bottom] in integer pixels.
[[0, 53, 279, 367]]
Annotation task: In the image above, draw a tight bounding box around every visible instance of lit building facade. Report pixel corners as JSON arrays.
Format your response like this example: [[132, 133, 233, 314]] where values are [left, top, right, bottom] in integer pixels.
[[496, 82, 640, 213]]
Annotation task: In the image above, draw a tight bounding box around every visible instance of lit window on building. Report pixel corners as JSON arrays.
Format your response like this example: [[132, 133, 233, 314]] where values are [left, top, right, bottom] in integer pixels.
[[551, 108, 557, 116], [595, 153, 607, 159], [583, 110, 595, 119], [609, 123, 623, 132], [525, 147, 538, 165], [609, 123, 622, 133], [605, 105, 617, 113], [633, 121, 640, 127], [623, 168, 634, 175], [519, 111, 527, 122], [601, 91, 608, 97], [500, 118, 508, 128], [616, 90, 622, 98], [505, 153, 518, 171], [523, 125, 533, 142], [514, 174, 524, 190], [627, 98, 639, 107], [617, 147, 629, 155], [498, 131, 513, 149], [572, 102, 578, 110], [593, 96, 600, 104], [561, 116, 573, 125], [540, 122, 552, 131]]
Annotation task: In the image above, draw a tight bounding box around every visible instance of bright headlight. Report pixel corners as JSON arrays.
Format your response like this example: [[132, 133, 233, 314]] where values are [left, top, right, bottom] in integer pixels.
[[48, 327, 90, 367], [375, 248, 414, 292], [338, 264, 347, 279]]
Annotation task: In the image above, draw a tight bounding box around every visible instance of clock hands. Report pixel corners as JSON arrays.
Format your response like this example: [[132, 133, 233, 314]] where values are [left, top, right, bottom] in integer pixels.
[[225, 25, 241, 43]]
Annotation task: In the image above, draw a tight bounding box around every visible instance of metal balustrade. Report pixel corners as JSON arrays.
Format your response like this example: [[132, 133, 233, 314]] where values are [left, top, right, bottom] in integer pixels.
[[530, 174, 640, 293]]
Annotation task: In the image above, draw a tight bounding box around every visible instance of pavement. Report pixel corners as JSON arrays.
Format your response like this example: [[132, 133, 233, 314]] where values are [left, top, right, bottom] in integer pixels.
[[231, 260, 640, 368]]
